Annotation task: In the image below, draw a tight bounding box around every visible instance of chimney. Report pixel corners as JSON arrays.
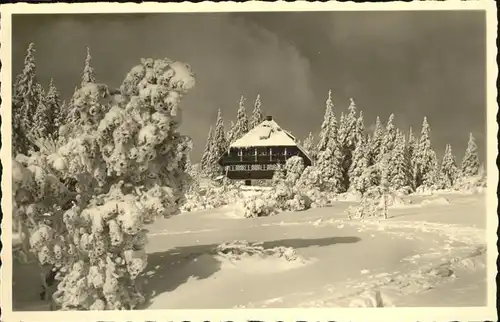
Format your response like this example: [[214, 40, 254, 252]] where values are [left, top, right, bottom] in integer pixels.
[[266, 115, 273, 121]]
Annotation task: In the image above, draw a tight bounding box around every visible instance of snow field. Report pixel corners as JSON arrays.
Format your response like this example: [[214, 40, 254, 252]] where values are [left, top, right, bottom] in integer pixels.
[[12, 191, 487, 310]]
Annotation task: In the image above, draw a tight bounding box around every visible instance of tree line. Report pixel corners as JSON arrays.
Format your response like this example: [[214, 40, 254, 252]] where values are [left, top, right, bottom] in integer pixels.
[[12, 44, 96, 155], [198, 89, 483, 194], [200, 94, 264, 178]]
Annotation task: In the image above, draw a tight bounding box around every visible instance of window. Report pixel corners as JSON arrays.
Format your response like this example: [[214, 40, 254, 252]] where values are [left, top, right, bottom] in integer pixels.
[[237, 149, 243, 156]]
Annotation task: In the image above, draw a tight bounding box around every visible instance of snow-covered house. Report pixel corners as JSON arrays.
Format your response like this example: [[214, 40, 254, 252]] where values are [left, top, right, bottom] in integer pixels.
[[218, 116, 312, 182]]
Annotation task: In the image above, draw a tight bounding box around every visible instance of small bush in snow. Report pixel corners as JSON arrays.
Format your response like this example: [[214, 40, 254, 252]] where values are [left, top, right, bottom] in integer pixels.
[[238, 166, 314, 218], [346, 186, 387, 220], [214, 240, 298, 262], [236, 193, 278, 218], [296, 166, 323, 189], [302, 188, 329, 208], [453, 173, 487, 191], [181, 182, 243, 212]]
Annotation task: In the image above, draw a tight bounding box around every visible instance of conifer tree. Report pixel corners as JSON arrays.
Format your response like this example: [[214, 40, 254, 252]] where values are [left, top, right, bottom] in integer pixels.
[[31, 84, 50, 140], [388, 130, 411, 191], [348, 135, 370, 194], [339, 99, 359, 190], [272, 163, 286, 185], [45, 78, 63, 139], [439, 144, 458, 188], [60, 100, 68, 118], [61, 87, 81, 136], [200, 126, 214, 174], [316, 137, 344, 193], [355, 111, 365, 143], [12, 43, 40, 154], [414, 117, 435, 188], [207, 109, 228, 177], [460, 133, 480, 177], [249, 94, 264, 129], [302, 132, 316, 160], [406, 127, 417, 160], [338, 112, 346, 147], [13, 56, 197, 310], [226, 121, 236, 144], [379, 113, 396, 161], [81, 46, 96, 87], [315, 90, 343, 192], [422, 149, 439, 189], [379, 155, 390, 220], [232, 96, 249, 141], [341, 98, 358, 149], [405, 127, 418, 190], [368, 116, 384, 165], [317, 90, 337, 152]]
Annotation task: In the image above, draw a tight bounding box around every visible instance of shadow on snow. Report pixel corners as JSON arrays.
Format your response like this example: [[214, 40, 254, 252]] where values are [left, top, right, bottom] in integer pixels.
[[138, 235, 361, 309]]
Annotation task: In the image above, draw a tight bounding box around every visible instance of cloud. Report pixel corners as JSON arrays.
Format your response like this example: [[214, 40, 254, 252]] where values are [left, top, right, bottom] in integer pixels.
[[12, 13, 315, 160]]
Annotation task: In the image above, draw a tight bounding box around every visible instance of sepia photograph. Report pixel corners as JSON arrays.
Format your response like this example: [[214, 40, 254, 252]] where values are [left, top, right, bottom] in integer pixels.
[[0, 1, 497, 321]]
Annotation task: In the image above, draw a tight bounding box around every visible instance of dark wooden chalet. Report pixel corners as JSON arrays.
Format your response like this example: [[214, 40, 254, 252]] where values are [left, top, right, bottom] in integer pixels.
[[218, 116, 312, 183]]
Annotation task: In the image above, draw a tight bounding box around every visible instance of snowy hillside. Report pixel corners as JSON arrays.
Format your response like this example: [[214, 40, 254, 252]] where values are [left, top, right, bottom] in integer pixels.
[[13, 190, 488, 310]]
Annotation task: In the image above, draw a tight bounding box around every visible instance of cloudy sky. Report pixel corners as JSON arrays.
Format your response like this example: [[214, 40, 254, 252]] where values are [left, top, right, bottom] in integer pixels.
[[12, 10, 486, 162]]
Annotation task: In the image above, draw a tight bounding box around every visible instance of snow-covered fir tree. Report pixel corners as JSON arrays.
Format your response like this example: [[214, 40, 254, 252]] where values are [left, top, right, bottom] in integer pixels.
[[339, 98, 359, 189], [30, 84, 50, 140], [316, 137, 344, 193], [338, 112, 346, 147], [249, 94, 264, 130], [44, 78, 63, 139], [368, 116, 384, 165], [379, 155, 390, 219], [62, 87, 82, 135], [272, 162, 286, 185], [388, 129, 411, 191], [12, 43, 40, 154], [414, 117, 436, 188], [406, 127, 418, 189], [422, 149, 439, 189], [207, 109, 228, 178], [81, 46, 96, 87], [226, 120, 237, 144], [13, 57, 196, 310], [232, 95, 249, 141], [317, 90, 337, 152], [379, 113, 396, 161], [439, 144, 458, 188], [200, 126, 214, 175], [284, 156, 305, 186], [460, 133, 480, 177], [340, 98, 358, 150], [355, 111, 365, 143], [302, 132, 316, 161], [315, 90, 343, 192], [348, 134, 371, 195]]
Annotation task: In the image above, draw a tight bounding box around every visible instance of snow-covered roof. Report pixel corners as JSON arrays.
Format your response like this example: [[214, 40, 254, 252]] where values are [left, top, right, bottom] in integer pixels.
[[228, 119, 313, 163], [230, 119, 297, 148]]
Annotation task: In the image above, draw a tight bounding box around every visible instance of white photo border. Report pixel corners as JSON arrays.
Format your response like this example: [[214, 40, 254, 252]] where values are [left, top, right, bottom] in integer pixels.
[[1, 1, 498, 322]]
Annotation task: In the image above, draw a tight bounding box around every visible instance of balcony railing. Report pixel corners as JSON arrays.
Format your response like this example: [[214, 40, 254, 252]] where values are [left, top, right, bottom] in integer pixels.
[[225, 164, 280, 171]]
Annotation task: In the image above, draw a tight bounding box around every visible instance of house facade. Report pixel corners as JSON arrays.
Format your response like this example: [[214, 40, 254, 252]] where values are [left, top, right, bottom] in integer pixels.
[[218, 116, 312, 182]]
